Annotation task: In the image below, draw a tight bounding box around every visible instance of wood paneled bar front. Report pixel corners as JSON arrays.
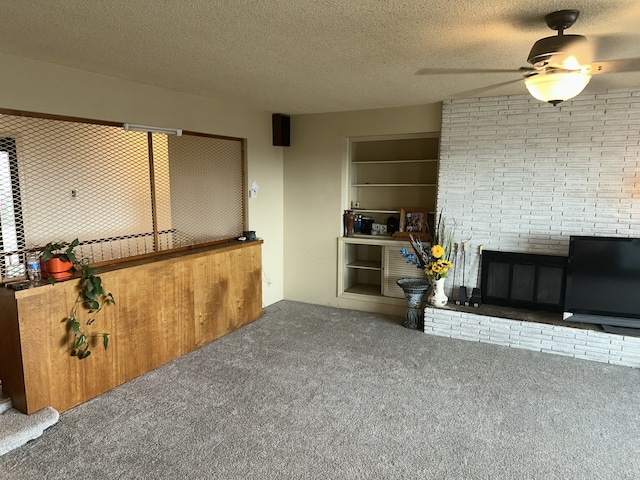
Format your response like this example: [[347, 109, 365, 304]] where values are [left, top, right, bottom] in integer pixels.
[[0, 240, 263, 414]]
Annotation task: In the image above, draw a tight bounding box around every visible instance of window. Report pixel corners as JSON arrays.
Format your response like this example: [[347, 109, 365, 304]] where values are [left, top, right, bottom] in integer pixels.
[[0, 138, 25, 280]]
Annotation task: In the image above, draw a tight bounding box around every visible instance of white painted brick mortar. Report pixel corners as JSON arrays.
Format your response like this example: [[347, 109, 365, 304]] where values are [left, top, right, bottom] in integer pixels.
[[425, 306, 638, 368], [438, 88, 640, 263]]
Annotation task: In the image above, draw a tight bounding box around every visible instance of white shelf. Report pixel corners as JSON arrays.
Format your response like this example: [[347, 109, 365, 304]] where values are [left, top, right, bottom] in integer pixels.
[[346, 259, 382, 270], [344, 283, 382, 296], [341, 236, 406, 246], [351, 183, 437, 187], [352, 159, 438, 165], [339, 134, 439, 308], [352, 209, 399, 214]]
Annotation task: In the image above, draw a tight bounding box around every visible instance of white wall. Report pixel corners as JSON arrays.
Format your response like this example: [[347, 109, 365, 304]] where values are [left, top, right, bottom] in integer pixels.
[[284, 105, 441, 314], [438, 89, 640, 297], [0, 52, 284, 307]]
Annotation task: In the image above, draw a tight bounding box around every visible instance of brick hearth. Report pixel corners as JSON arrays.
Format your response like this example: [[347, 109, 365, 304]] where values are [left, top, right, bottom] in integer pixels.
[[424, 304, 640, 368]]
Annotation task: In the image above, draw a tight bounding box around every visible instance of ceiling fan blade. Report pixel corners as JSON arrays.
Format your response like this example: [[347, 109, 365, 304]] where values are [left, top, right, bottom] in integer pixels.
[[454, 78, 525, 98], [590, 58, 640, 75], [415, 67, 529, 75]]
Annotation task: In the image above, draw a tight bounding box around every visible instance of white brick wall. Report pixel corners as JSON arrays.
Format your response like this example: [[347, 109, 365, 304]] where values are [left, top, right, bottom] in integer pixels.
[[438, 89, 640, 294], [425, 307, 640, 368]]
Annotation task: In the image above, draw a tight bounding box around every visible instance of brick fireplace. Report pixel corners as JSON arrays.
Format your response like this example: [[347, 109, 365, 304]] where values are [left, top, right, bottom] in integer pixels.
[[427, 89, 640, 368], [423, 252, 640, 368], [422, 252, 640, 368]]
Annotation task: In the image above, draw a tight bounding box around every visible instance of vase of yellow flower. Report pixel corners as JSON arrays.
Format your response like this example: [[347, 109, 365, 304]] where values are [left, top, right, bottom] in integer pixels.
[[400, 212, 456, 307], [427, 277, 448, 306], [424, 242, 454, 306]]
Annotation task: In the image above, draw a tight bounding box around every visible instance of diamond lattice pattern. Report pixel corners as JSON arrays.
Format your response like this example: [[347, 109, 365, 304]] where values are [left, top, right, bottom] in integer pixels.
[[0, 113, 244, 280]]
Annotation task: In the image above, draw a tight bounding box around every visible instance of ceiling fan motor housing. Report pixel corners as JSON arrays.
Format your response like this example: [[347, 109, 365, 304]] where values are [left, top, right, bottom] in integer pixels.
[[527, 34, 591, 68]]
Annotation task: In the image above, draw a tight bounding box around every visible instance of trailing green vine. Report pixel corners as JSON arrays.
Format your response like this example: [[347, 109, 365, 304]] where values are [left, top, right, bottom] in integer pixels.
[[41, 239, 116, 360], [66, 262, 115, 359]]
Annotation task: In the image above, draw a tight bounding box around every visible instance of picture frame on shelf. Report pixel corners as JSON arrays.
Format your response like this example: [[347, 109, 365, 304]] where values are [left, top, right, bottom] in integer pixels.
[[399, 207, 428, 234], [392, 207, 430, 241]]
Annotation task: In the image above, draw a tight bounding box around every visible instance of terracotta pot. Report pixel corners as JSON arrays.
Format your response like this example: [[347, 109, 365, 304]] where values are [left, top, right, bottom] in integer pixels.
[[40, 257, 74, 280]]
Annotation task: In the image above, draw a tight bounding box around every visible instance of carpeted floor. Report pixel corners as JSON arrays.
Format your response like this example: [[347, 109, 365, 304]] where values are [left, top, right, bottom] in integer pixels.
[[0, 300, 639, 479]]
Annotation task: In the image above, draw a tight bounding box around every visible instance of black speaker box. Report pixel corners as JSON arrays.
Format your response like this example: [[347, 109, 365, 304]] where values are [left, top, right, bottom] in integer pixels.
[[272, 113, 290, 147]]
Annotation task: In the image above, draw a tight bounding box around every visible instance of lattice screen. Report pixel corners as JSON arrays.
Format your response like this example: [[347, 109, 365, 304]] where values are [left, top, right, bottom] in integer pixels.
[[0, 112, 244, 281]]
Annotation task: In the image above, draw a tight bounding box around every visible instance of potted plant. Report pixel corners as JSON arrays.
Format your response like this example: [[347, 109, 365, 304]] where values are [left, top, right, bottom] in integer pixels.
[[40, 239, 78, 280], [40, 238, 116, 359]]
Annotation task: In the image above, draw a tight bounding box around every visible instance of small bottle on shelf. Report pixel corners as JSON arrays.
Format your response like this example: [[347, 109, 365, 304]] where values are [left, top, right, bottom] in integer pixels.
[[343, 210, 355, 237], [26, 252, 41, 284]]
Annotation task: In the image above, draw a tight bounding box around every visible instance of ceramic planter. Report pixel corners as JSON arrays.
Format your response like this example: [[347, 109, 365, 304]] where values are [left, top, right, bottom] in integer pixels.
[[41, 257, 74, 280]]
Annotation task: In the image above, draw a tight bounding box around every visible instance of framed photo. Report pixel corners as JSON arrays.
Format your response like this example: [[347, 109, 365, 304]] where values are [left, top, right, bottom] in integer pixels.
[[399, 208, 428, 234]]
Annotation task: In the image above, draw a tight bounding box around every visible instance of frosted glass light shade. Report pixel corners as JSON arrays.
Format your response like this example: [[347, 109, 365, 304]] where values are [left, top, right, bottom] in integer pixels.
[[524, 70, 591, 105]]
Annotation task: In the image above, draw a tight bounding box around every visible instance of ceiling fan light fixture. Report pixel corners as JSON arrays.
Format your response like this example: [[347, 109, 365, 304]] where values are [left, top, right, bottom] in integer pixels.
[[527, 34, 591, 68], [524, 70, 591, 105]]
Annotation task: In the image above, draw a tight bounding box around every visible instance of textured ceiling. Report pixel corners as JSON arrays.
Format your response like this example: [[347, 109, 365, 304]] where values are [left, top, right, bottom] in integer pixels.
[[1, 1, 640, 114]]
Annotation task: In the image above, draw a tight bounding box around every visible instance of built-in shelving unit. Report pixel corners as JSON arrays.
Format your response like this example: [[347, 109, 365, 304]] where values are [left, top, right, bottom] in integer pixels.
[[349, 134, 439, 227], [338, 236, 422, 302], [337, 133, 439, 307]]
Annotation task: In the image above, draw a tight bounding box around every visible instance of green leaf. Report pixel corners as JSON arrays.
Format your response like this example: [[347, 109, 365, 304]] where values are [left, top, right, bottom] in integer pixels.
[[85, 292, 98, 305], [47, 277, 56, 285], [93, 277, 104, 295], [103, 334, 109, 350], [80, 350, 91, 360], [83, 266, 98, 278], [75, 334, 86, 348], [107, 293, 116, 305], [72, 321, 80, 334], [42, 251, 53, 261], [66, 316, 76, 324], [69, 238, 80, 249], [88, 300, 100, 310]]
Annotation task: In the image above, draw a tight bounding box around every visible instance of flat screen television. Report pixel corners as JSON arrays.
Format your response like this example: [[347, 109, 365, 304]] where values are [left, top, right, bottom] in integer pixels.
[[564, 235, 640, 330]]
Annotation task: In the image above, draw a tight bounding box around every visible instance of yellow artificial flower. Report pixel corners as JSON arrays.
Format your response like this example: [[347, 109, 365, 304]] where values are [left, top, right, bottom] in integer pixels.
[[431, 244, 445, 259], [425, 259, 453, 279]]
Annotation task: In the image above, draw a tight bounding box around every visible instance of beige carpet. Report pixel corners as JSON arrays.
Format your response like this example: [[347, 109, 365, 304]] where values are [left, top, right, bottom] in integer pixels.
[[1, 300, 639, 479]]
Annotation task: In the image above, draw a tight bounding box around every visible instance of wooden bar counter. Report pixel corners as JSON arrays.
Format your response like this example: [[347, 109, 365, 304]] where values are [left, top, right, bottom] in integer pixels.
[[0, 240, 262, 414]]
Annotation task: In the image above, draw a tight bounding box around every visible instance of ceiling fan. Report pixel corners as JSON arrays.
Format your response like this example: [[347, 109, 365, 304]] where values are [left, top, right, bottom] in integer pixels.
[[418, 9, 640, 105]]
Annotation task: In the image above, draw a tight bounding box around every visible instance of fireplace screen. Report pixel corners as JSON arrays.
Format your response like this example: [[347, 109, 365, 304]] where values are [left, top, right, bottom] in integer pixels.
[[481, 251, 567, 311]]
